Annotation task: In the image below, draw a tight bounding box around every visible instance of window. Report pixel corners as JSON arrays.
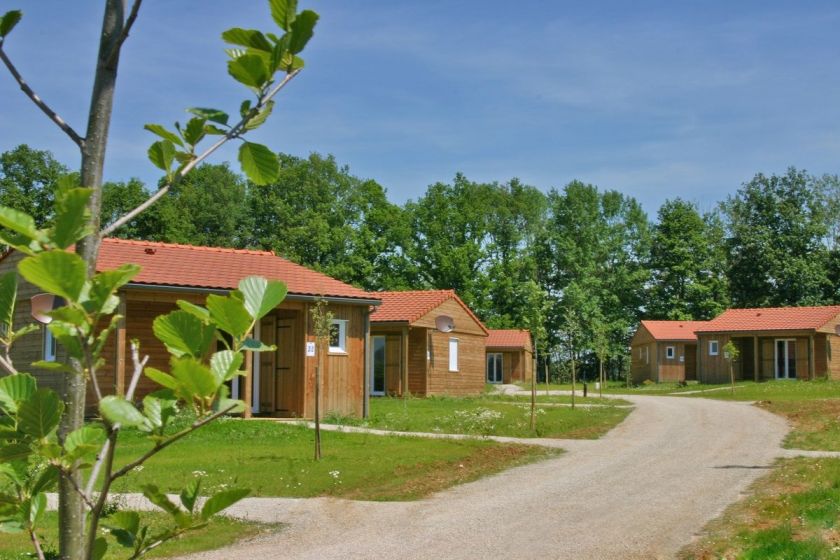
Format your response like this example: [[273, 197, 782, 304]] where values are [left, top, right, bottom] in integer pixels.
[[448, 338, 459, 372], [43, 327, 57, 362], [709, 340, 719, 356], [666, 346, 675, 359], [329, 319, 347, 353]]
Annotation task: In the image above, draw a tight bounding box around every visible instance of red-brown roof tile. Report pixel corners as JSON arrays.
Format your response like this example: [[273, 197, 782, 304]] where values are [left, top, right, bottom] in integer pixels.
[[369, 289, 489, 334], [640, 320, 708, 341], [97, 238, 375, 301], [696, 306, 840, 333], [486, 329, 532, 350]]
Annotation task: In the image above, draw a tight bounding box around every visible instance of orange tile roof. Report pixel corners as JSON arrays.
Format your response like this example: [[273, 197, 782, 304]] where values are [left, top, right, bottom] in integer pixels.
[[486, 329, 532, 350], [696, 306, 840, 333], [369, 289, 488, 334], [640, 320, 708, 341], [97, 238, 375, 301]]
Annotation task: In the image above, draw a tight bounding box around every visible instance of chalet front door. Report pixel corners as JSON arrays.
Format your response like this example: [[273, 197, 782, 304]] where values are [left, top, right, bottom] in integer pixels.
[[487, 353, 503, 383], [275, 318, 297, 413], [775, 339, 797, 379], [371, 335, 386, 396]]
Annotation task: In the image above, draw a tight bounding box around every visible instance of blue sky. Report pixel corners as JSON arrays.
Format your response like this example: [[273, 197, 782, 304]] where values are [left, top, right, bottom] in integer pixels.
[[1, 1, 839, 216]]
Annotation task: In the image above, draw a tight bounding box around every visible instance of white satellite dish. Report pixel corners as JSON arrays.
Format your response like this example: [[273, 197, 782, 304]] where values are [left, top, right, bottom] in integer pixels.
[[435, 315, 455, 333], [31, 294, 65, 324]]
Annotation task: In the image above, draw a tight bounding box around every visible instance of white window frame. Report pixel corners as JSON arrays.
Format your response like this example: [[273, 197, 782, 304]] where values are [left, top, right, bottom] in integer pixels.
[[665, 346, 675, 360], [448, 338, 459, 372], [709, 340, 719, 356], [329, 319, 348, 354], [43, 327, 57, 362]]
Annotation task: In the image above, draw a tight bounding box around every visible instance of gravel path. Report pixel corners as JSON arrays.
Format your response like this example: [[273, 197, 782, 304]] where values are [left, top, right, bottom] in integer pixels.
[[179, 394, 790, 560]]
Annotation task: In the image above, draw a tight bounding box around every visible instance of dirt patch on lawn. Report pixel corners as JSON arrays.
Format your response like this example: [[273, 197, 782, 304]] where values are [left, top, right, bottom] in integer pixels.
[[337, 444, 560, 501]]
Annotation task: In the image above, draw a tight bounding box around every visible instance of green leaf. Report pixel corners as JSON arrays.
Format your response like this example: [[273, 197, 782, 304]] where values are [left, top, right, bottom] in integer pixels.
[[88, 265, 139, 314], [289, 10, 319, 54], [237, 276, 287, 320], [48, 306, 88, 329], [18, 389, 63, 439], [152, 310, 216, 358], [51, 188, 92, 249], [187, 107, 229, 126], [28, 492, 45, 526], [238, 142, 279, 186], [18, 251, 87, 301], [0, 443, 31, 462], [210, 350, 243, 384], [0, 270, 17, 334], [183, 117, 206, 147], [30, 466, 59, 495], [180, 478, 201, 513], [31, 361, 75, 374], [48, 322, 84, 360], [239, 100, 252, 118], [145, 368, 179, 391], [147, 140, 176, 173], [141, 393, 177, 432], [204, 124, 227, 136], [206, 294, 253, 339], [0, 10, 22, 38], [200, 488, 249, 520], [0, 207, 42, 242], [91, 537, 108, 560], [176, 300, 210, 322], [269, 0, 297, 31], [0, 373, 34, 415], [64, 425, 106, 462], [241, 338, 275, 352], [170, 357, 218, 399], [99, 396, 146, 428], [103, 510, 140, 547], [144, 124, 184, 147], [214, 397, 245, 414], [227, 54, 269, 88], [221, 28, 273, 52], [142, 484, 191, 527], [243, 101, 274, 131]]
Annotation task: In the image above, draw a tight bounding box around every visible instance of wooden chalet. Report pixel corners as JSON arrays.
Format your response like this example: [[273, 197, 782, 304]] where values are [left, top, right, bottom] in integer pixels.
[[368, 290, 489, 396], [630, 320, 707, 383], [0, 238, 381, 418], [485, 329, 533, 384], [695, 306, 840, 383]]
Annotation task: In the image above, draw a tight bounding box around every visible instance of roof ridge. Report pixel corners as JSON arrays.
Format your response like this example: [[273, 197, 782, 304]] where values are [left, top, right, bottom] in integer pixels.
[[102, 237, 274, 256]]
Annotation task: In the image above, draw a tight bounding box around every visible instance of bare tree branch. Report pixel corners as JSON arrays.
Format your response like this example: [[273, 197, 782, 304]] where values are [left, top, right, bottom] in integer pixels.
[[105, 0, 143, 67], [28, 527, 47, 560], [62, 469, 97, 511], [126, 341, 148, 401], [100, 69, 302, 237], [0, 43, 85, 149]]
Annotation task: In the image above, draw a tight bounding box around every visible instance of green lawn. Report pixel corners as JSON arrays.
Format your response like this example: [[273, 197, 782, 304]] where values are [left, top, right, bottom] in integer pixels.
[[0, 511, 273, 560], [327, 395, 632, 439], [681, 457, 840, 560], [523, 380, 729, 396], [110, 418, 559, 501]]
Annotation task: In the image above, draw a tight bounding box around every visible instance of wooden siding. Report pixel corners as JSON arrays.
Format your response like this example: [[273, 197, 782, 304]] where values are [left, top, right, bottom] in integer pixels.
[[426, 330, 485, 395], [698, 332, 821, 383], [630, 342, 655, 383], [407, 327, 427, 395], [656, 342, 696, 382], [486, 348, 533, 383], [828, 335, 840, 380], [414, 298, 486, 335]]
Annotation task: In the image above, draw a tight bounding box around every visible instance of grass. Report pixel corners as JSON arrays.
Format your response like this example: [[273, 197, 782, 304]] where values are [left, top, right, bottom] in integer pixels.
[[110, 418, 559, 501], [326, 395, 632, 439], [522, 380, 729, 395], [680, 457, 840, 560], [0, 511, 273, 560]]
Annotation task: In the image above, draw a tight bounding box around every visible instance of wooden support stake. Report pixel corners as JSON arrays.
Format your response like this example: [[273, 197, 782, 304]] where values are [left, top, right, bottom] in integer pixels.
[[115, 295, 127, 397]]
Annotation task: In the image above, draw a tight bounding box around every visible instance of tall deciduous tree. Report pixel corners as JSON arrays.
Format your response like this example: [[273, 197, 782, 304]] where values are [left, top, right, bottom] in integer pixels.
[[647, 198, 729, 320], [0, 144, 69, 227], [724, 168, 829, 307]]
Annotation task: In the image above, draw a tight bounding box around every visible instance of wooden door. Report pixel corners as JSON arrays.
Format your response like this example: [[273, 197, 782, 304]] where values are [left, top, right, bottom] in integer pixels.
[[258, 316, 276, 412], [684, 345, 697, 380], [275, 318, 297, 413]]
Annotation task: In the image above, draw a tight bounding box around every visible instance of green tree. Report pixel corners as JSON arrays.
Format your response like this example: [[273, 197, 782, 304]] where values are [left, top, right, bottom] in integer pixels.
[[247, 153, 410, 290], [0, 2, 319, 558], [0, 144, 69, 227], [153, 163, 253, 248], [647, 198, 729, 320], [724, 168, 829, 307], [101, 178, 158, 240]]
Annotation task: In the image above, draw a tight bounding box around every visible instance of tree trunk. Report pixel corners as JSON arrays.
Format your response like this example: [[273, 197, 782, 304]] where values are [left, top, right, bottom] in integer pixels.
[[570, 344, 576, 410], [61, 3, 125, 559], [530, 336, 537, 430], [314, 352, 322, 460], [599, 358, 603, 398]]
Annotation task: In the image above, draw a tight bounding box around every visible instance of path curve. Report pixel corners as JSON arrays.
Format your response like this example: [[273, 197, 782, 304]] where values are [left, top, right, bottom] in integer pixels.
[[183, 395, 789, 560]]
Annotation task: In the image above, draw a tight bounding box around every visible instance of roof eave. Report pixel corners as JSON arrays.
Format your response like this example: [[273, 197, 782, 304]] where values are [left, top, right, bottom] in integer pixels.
[[124, 282, 381, 306]]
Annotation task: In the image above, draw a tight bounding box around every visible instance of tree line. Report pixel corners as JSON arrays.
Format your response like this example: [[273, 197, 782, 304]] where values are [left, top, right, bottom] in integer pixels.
[[2, 143, 839, 380]]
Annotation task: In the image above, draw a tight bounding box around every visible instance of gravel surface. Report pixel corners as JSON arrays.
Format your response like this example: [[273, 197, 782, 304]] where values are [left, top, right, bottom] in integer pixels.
[[179, 395, 790, 560]]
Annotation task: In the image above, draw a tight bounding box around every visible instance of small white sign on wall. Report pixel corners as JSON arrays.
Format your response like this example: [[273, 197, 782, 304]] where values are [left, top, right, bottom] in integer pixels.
[[306, 341, 316, 357], [679, 356, 684, 363]]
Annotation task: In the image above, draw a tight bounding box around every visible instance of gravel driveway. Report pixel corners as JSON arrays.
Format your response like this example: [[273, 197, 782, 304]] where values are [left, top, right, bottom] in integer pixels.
[[182, 395, 790, 560]]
